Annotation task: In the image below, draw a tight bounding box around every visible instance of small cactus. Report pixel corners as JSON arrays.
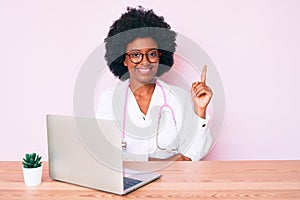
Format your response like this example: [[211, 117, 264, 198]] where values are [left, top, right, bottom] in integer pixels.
[[22, 153, 42, 168]]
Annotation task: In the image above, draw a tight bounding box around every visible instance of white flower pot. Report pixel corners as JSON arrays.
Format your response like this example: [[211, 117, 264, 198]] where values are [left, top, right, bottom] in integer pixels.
[[22, 165, 43, 186]]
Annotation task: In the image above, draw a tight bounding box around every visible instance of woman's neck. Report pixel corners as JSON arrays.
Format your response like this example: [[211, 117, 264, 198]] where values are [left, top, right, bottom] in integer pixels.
[[129, 79, 156, 115], [129, 79, 156, 97], [130, 83, 155, 97]]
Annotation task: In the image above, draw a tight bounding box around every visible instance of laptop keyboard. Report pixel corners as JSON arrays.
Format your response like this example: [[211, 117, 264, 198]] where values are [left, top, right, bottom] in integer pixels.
[[123, 177, 142, 190]]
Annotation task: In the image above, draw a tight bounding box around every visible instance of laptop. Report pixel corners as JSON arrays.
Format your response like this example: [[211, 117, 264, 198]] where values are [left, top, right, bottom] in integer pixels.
[[46, 114, 161, 195]]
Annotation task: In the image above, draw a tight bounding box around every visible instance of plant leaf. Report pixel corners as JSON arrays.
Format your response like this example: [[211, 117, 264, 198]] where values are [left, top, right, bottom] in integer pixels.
[[22, 161, 31, 166], [32, 153, 36, 161], [36, 156, 42, 163]]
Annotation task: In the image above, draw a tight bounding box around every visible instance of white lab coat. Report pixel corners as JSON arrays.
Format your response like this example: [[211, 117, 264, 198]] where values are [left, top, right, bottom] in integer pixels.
[[95, 79, 212, 161]]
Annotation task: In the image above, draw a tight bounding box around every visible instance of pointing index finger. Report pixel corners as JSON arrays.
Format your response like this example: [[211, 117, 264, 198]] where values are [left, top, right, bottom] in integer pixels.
[[201, 65, 207, 83]]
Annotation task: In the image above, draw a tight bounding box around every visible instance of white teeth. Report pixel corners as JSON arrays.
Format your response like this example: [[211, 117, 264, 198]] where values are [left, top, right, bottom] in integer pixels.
[[139, 69, 149, 71], [137, 68, 151, 73]]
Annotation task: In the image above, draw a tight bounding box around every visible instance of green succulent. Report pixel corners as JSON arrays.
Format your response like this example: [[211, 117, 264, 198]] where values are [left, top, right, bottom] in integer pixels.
[[22, 153, 42, 168]]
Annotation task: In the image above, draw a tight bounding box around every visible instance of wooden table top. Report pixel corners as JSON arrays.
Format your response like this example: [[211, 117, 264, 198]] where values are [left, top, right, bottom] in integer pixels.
[[0, 160, 300, 199]]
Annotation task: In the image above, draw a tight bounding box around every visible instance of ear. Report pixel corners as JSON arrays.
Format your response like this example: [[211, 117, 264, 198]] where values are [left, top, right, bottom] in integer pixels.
[[123, 60, 128, 67]]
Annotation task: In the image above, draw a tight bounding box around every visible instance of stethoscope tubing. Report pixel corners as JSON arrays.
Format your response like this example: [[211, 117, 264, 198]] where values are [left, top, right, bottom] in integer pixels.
[[121, 80, 178, 151]]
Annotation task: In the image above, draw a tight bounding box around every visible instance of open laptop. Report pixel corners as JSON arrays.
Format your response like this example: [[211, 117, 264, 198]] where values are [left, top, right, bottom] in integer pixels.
[[46, 114, 161, 195]]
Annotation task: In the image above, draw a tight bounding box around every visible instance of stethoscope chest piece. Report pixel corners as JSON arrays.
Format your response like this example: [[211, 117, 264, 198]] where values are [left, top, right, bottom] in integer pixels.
[[122, 141, 127, 150]]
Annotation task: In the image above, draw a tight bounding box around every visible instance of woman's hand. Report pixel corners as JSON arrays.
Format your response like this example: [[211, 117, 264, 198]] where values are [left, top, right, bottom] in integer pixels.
[[149, 154, 191, 161], [191, 65, 213, 119]]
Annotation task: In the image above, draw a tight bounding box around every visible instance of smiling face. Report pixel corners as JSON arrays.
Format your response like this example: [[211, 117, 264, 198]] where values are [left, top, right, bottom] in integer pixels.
[[123, 37, 159, 86]]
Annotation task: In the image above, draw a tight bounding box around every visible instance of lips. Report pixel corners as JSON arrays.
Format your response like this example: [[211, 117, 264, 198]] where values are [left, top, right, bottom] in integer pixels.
[[136, 67, 152, 74]]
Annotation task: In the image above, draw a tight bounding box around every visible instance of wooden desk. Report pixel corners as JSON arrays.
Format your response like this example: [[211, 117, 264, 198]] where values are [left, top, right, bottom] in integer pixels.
[[0, 160, 300, 199]]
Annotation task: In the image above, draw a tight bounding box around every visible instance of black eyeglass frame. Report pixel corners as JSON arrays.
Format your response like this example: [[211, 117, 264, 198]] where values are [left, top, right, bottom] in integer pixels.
[[125, 48, 162, 64]]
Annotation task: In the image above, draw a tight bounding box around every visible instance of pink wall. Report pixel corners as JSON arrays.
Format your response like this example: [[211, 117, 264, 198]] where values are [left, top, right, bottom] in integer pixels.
[[1, 0, 299, 160]]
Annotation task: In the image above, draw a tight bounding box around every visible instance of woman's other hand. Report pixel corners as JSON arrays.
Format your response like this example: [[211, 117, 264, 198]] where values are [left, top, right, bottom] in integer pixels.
[[191, 65, 213, 119]]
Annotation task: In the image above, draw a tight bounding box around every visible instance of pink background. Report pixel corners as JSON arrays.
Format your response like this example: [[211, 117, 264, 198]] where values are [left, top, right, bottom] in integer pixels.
[[1, 0, 299, 161]]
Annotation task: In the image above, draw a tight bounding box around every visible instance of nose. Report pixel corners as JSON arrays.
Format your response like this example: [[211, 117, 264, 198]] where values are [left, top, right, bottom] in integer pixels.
[[140, 53, 150, 64]]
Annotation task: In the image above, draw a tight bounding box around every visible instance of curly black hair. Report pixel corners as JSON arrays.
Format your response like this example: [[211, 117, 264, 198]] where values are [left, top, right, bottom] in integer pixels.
[[104, 6, 177, 80]]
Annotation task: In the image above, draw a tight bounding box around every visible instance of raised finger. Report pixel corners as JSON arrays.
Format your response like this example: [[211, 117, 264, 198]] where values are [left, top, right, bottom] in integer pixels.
[[201, 65, 207, 83]]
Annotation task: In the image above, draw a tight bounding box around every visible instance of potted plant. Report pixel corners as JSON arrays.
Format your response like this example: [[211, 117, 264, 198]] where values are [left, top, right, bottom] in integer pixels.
[[22, 153, 43, 186]]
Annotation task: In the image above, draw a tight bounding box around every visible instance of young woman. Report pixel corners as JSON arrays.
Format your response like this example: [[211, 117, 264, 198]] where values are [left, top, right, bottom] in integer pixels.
[[96, 7, 213, 161]]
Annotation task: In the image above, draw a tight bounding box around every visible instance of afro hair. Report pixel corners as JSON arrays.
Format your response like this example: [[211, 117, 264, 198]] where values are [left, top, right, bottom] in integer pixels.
[[104, 6, 177, 80]]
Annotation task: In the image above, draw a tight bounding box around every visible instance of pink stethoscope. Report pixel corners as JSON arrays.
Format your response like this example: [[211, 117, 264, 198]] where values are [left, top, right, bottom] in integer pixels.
[[121, 80, 178, 151]]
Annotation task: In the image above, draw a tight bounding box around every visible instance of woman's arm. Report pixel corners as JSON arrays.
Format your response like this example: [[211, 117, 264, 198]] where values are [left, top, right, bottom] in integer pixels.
[[175, 65, 213, 161]]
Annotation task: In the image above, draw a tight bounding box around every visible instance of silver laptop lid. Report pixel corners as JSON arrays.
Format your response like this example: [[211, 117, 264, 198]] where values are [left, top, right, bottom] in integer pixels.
[[47, 114, 124, 194]]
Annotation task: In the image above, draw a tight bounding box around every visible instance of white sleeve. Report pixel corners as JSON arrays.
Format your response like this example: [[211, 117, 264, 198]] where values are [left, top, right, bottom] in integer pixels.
[[182, 115, 212, 161], [95, 89, 114, 120], [177, 92, 213, 161]]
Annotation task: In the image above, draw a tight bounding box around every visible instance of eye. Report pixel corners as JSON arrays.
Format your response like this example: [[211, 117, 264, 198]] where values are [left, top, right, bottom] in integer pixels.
[[131, 53, 141, 58], [148, 51, 158, 57]]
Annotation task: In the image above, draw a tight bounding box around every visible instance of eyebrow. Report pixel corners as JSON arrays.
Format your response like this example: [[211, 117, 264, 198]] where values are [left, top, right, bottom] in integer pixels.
[[127, 48, 158, 53]]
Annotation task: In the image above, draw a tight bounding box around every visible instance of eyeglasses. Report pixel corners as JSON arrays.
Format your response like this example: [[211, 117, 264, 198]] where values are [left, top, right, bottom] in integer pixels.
[[125, 48, 161, 64]]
